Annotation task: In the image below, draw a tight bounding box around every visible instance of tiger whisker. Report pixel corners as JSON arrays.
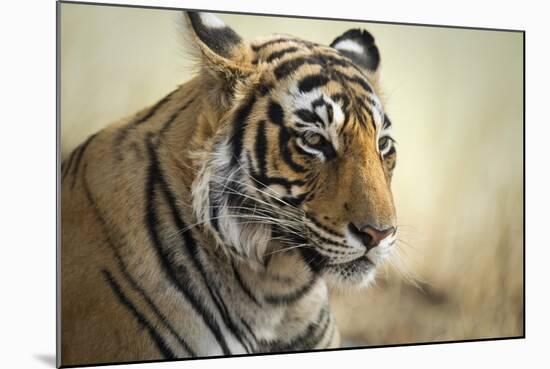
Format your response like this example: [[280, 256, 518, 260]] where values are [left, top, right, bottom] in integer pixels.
[[198, 204, 300, 222], [230, 155, 304, 212], [395, 238, 421, 252], [178, 153, 304, 216], [166, 214, 304, 240], [264, 243, 313, 256], [208, 181, 303, 221]]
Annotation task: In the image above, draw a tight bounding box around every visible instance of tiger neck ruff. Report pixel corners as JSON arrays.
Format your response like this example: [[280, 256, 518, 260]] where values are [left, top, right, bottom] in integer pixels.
[[61, 11, 397, 366]]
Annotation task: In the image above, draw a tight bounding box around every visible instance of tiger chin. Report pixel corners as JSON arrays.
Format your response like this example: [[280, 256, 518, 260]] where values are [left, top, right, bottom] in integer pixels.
[[60, 11, 398, 367]]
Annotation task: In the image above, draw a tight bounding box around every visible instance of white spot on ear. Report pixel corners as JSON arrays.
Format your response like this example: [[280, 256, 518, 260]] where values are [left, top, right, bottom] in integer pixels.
[[199, 13, 226, 29], [332, 39, 364, 55]]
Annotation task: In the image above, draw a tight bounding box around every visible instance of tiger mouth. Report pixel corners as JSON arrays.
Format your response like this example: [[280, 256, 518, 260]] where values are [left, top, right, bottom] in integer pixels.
[[326, 254, 373, 269], [324, 255, 375, 280]]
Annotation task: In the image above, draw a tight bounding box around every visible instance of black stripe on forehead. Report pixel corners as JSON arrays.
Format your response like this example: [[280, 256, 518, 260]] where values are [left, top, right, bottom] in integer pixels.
[[312, 97, 335, 126], [330, 93, 350, 112], [298, 74, 330, 93], [342, 96, 375, 130], [293, 97, 336, 129], [273, 56, 374, 99], [323, 70, 378, 130], [251, 37, 314, 52], [273, 53, 364, 80], [251, 38, 295, 52], [295, 109, 322, 125], [330, 70, 373, 94], [265, 47, 300, 63]]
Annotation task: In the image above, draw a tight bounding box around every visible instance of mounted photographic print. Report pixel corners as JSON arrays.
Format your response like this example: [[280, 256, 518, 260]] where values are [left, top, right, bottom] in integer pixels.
[[58, 1, 524, 367]]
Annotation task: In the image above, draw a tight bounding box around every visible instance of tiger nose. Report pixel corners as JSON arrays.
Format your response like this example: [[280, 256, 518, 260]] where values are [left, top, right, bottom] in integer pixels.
[[348, 223, 396, 250]]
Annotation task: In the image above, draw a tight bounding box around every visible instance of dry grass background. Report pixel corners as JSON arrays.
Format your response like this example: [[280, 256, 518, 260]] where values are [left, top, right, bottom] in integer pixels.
[[60, 4, 524, 346]]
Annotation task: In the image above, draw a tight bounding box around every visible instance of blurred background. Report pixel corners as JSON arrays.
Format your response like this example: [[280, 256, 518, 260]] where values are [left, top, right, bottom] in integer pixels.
[[60, 3, 524, 346]]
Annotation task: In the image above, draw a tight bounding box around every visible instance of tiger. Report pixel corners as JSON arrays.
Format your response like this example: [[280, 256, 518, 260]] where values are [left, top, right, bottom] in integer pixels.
[[60, 11, 397, 366]]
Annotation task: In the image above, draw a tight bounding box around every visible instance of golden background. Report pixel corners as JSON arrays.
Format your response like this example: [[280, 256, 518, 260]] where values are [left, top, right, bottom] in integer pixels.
[[60, 3, 524, 345]]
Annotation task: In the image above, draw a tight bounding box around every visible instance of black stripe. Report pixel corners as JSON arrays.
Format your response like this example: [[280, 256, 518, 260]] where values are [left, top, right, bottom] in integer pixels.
[[256, 81, 274, 96], [263, 307, 329, 352], [326, 103, 334, 124], [298, 246, 329, 274], [279, 127, 306, 173], [298, 74, 329, 93], [294, 109, 321, 124], [281, 192, 308, 207], [251, 38, 299, 52], [155, 153, 255, 353], [239, 316, 259, 346], [300, 307, 331, 350], [252, 173, 306, 191], [113, 252, 197, 356], [263, 275, 317, 305], [311, 97, 326, 109], [102, 269, 176, 359], [274, 54, 359, 80], [144, 138, 233, 355], [114, 90, 175, 160], [333, 70, 373, 94], [231, 262, 262, 307], [70, 133, 98, 189], [265, 47, 300, 63], [81, 164, 196, 356], [135, 93, 175, 127], [159, 96, 196, 137], [209, 189, 222, 235], [351, 97, 375, 128], [267, 100, 285, 126], [295, 307, 331, 350], [254, 120, 268, 176], [274, 56, 312, 80], [305, 213, 345, 238], [383, 114, 392, 129], [303, 175, 320, 203], [305, 224, 348, 249], [272, 54, 374, 102], [330, 93, 350, 115], [230, 95, 257, 166]]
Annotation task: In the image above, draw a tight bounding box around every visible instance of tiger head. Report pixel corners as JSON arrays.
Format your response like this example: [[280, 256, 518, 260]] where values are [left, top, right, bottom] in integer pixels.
[[185, 12, 397, 288]]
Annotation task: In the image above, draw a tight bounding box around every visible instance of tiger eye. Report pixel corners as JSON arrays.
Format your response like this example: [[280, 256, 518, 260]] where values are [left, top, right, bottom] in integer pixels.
[[304, 133, 323, 146], [378, 136, 389, 150]]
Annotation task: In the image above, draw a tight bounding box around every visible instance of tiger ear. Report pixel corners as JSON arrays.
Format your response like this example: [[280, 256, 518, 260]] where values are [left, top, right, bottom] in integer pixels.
[[183, 12, 254, 79], [330, 29, 381, 76]]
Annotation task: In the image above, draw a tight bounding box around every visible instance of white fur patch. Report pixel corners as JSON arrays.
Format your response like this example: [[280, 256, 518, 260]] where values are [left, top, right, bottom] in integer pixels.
[[199, 13, 226, 29], [192, 139, 272, 262], [332, 39, 365, 54]]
